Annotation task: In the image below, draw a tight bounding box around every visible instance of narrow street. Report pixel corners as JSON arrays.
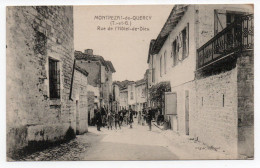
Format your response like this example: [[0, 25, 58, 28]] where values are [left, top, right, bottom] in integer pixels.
[[79, 122, 178, 160], [15, 117, 234, 161], [17, 119, 178, 161]]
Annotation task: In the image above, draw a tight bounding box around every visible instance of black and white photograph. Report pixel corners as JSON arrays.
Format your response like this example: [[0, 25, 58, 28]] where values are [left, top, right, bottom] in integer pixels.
[[4, 2, 255, 164]]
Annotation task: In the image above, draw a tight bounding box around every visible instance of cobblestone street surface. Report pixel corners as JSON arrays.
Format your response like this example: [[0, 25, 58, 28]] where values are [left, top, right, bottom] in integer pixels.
[[13, 119, 235, 161]]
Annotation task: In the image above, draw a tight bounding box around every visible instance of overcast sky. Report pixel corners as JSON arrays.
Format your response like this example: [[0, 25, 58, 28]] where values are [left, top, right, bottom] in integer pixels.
[[74, 5, 173, 81]]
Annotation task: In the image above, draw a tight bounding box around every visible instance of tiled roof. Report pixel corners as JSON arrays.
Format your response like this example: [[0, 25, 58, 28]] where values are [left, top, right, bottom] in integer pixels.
[[151, 5, 188, 55], [105, 61, 116, 73], [135, 78, 146, 86], [113, 80, 134, 90], [75, 50, 115, 72]]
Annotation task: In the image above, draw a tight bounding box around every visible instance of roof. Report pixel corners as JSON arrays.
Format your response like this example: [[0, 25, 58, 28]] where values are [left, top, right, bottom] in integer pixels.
[[75, 50, 115, 73], [147, 39, 156, 63], [75, 64, 89, 77], [135, 78, 146, 86], [105, 61, 116, 73], [151, 5, 188, 55], [113, 80, 134, 90]]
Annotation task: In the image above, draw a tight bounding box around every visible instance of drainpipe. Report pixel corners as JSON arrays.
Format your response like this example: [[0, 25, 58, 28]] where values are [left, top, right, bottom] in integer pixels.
[[69, 59, 76, 101]]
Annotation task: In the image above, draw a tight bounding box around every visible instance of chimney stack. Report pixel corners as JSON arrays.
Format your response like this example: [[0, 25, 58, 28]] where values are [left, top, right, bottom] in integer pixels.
[[84, 49, 93, 55]]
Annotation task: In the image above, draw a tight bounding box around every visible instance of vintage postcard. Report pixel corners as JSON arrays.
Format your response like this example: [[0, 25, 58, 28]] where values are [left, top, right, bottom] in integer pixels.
[[6, 4, 254, 161]]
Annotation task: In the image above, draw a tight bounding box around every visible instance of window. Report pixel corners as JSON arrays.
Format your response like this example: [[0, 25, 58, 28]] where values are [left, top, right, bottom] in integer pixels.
[[182, 24, 189, 59], [141, 88, 145, 98], [131, 92, 133, 100], [49, 58, 60, 99], [172, 40, 177, 66], [214, 10, 245, 35], [164, 51, 167, 74]]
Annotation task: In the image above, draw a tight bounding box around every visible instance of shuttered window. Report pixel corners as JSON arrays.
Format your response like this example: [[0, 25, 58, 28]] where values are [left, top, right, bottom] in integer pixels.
[[49, 58, 60, 99], [182, 23, 189, 59], [172, 40, 177, 66]]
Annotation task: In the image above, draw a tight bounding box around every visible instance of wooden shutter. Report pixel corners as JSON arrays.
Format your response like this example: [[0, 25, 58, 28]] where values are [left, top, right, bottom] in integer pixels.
[[178, 33, 183, 61], [214, 9, 227, 35], [165, 92, 177, 115]]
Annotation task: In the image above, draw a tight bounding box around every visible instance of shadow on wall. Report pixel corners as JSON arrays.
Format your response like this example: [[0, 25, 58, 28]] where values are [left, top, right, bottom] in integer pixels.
[[8, 126, 76, 160]]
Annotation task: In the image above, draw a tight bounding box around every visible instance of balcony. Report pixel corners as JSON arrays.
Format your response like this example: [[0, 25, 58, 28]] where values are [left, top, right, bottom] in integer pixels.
[[197, 14, 253, 70]]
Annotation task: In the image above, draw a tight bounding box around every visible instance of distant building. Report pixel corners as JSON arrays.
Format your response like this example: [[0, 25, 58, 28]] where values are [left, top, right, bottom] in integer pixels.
[[6, 6, 86, 158], [135, 78, 147, 113], [74, 50, 116, 119], [147, 4, 253, 158], [115, 80, 133, 110], [119, 87, 128, 110], [127, 82, 136, 110], [112, 82, 121, 113]]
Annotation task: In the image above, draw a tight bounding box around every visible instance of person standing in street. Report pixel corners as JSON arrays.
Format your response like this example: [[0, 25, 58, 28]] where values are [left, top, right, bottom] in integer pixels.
[[129, 110, 134, 128], [107, 112, 113, 130], [119, 112, 124, 127], [96, 109, 102, 131], [147, 108, 153, 131], [115, 112, 120, 129], [138, 111, 141, 124], [143, 109, 147, 126]]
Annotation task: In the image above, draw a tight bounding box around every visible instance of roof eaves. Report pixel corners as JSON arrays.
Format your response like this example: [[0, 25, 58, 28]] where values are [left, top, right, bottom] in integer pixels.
[[152, 5, 188, 55]]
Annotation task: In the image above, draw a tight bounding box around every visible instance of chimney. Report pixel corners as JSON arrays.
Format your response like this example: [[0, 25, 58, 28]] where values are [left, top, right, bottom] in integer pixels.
[[84, 49, 93, 55]]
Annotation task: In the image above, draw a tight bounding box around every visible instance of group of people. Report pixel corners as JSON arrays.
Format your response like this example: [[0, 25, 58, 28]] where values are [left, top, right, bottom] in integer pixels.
[[95, 107, 135, 131], [94, 106, 163, 132], [137, 108, 154, 131]]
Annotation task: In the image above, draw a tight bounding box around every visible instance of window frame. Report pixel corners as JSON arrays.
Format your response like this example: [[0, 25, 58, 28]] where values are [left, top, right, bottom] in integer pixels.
[[182, 23, 189, 60], [49, 57, 61, 99], [172, 40, 177, 66]]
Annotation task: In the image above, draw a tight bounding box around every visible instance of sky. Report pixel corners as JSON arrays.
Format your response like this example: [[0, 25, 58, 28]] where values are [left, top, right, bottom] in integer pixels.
[[74, 5, 173, 81]]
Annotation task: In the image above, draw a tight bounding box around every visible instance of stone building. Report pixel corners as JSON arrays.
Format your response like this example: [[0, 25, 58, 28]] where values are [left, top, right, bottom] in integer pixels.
[[74, 50, 116, 116], [127, 81, 136, 110], [135, 78, 147, 113], [115, 80, 133, 110], [147, 4, 253, 158], [112, 82, 121, 113], [119, 88, 128, 110], [72, 64, 89, 135], [6, 6, 89, 158]]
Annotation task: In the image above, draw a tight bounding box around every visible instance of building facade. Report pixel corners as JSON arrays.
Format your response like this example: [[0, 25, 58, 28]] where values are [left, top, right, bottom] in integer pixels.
[[119, 88, 128, 110], [135, 79, 147, 113], [147, 4, 253, 158], [127, 82, 136, 110], [6, 6, 85, 158], [112, 83, 121, 113], [73, 65, 89, 135], [74, 50, 116, 114]]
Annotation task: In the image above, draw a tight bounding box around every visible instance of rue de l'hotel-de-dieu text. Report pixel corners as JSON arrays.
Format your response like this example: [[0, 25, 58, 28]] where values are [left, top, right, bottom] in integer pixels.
[[94, 15, 152, 31]]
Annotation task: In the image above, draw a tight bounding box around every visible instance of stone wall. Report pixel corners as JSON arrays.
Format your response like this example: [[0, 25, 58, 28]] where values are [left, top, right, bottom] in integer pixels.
[[6, 6, 74, 158], [73, 70, 88, 134], [194, 68, 238, 155], [76, 60, 101, 87], [237, 51, 254, 158]]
